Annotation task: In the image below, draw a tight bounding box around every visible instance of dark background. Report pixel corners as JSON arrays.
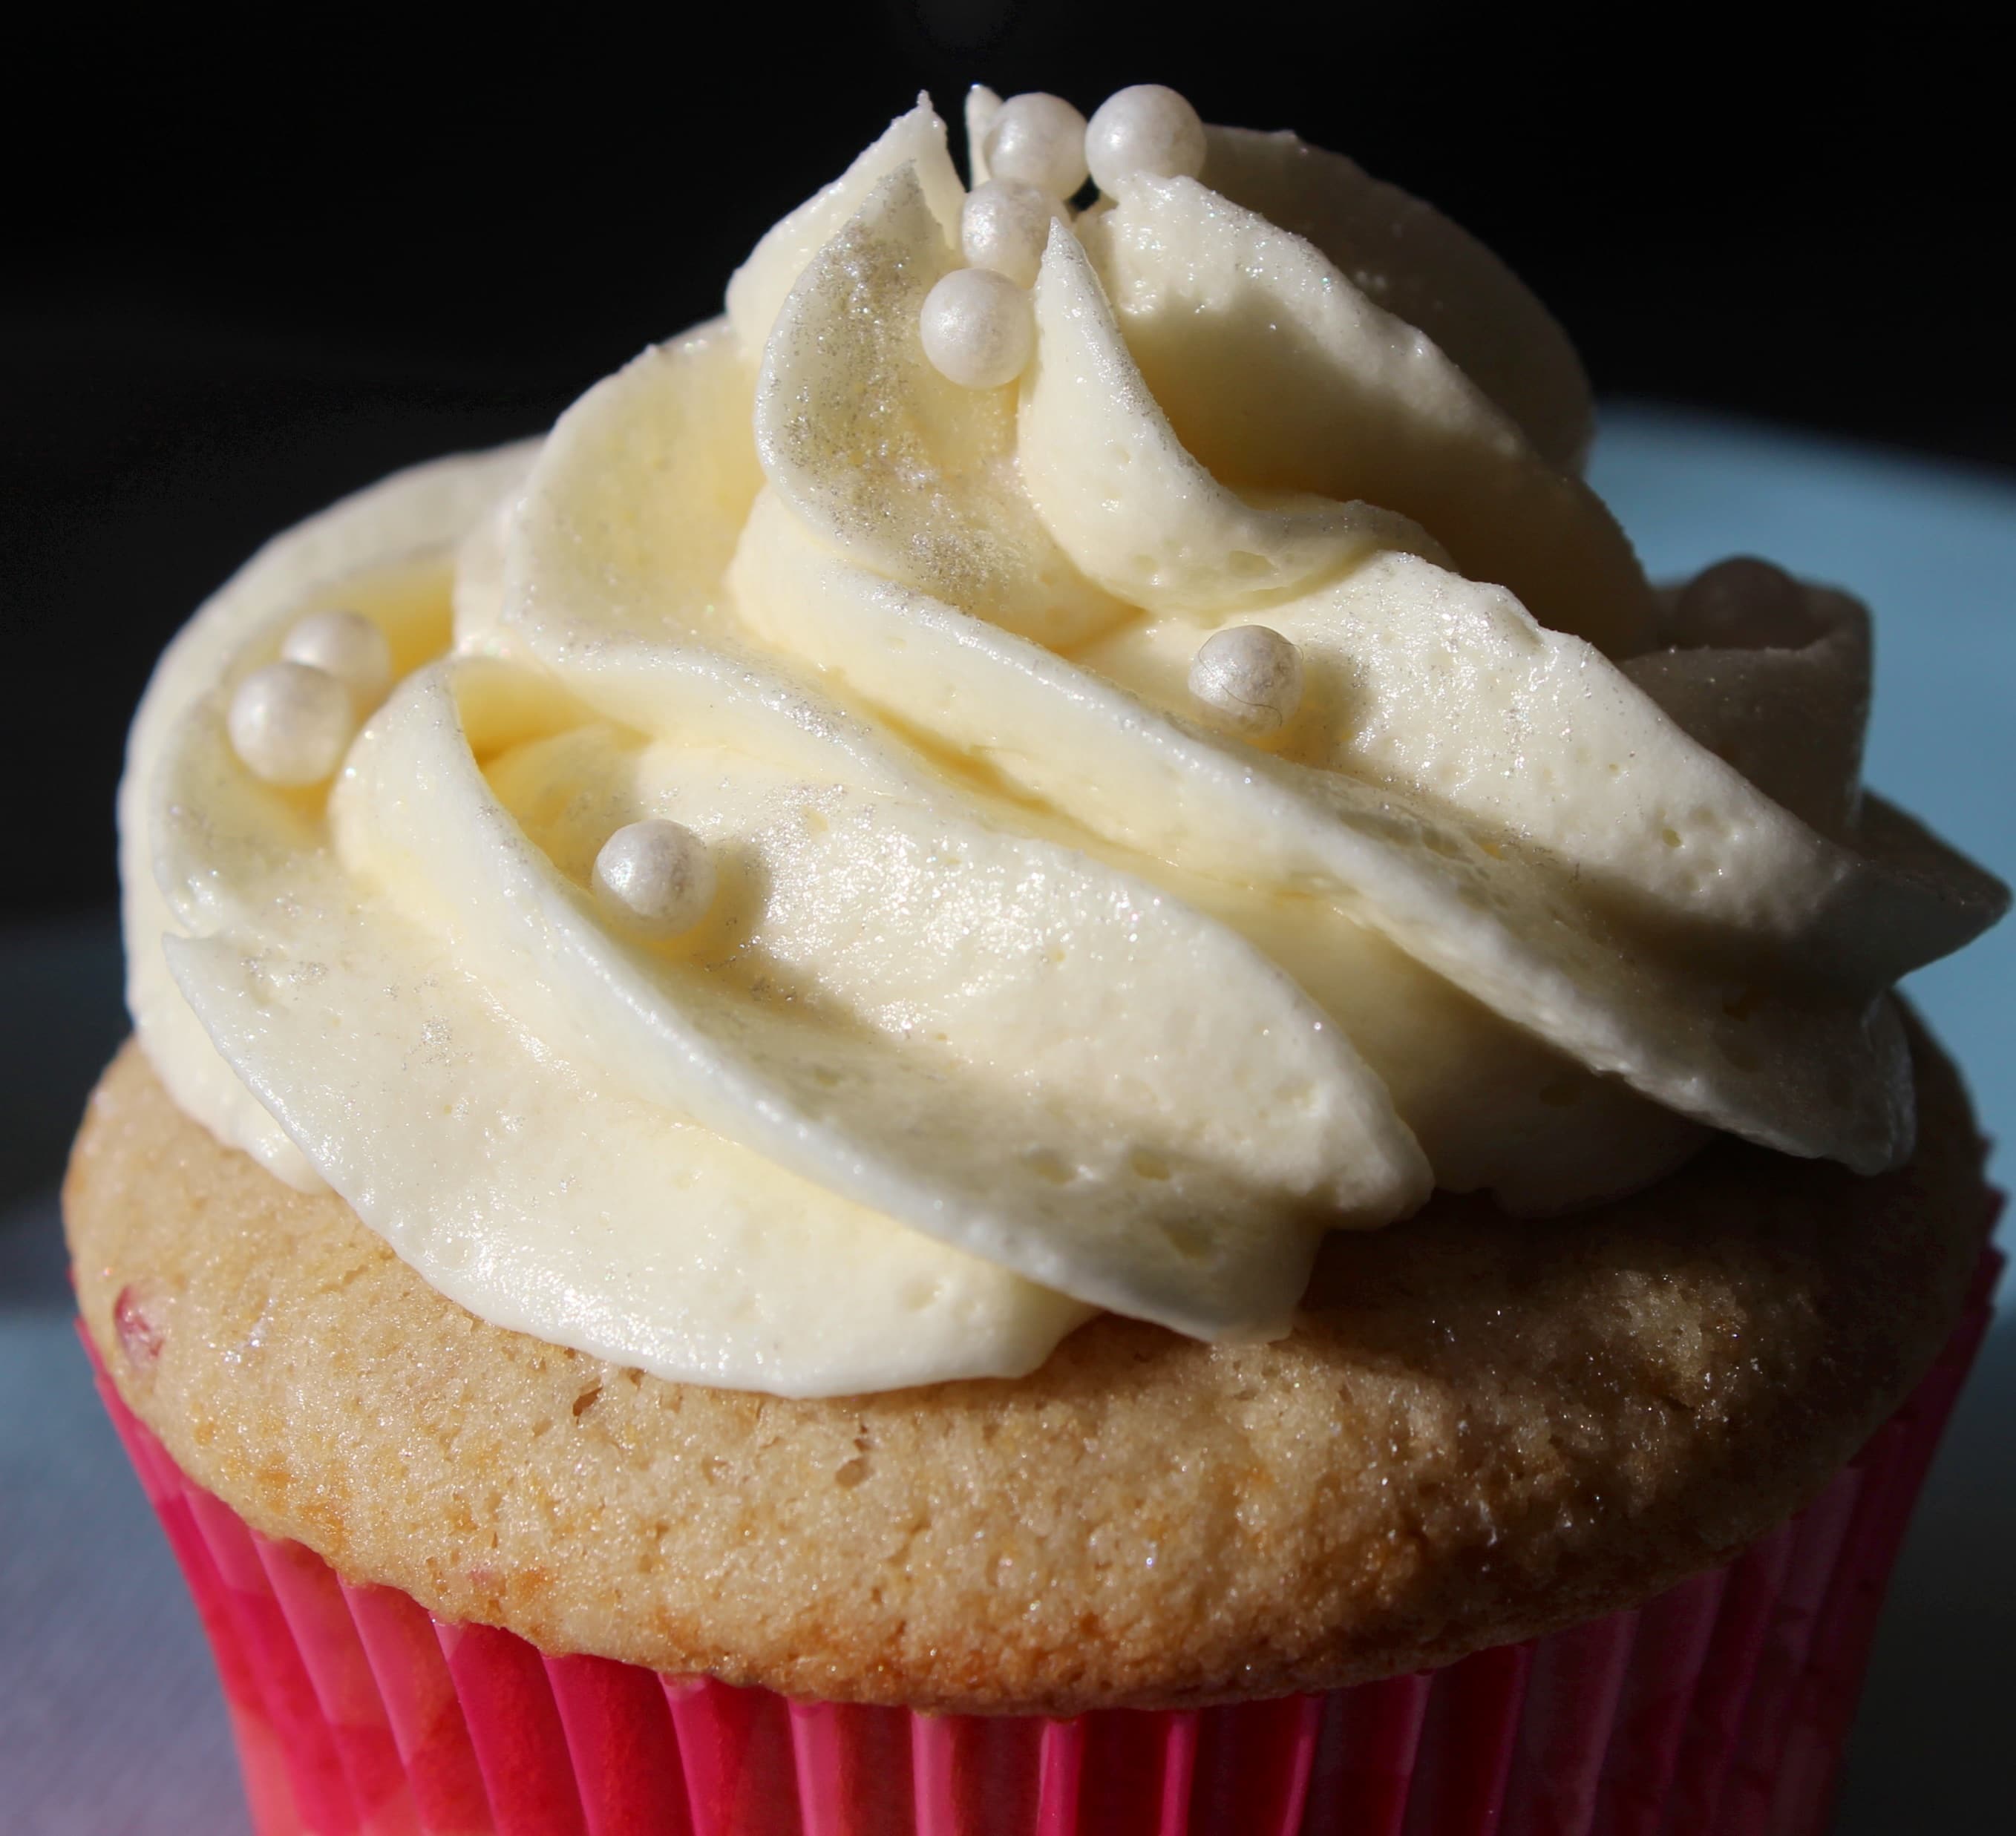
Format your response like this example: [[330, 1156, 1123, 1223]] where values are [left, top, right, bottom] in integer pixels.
[[5, 3, 2010, 923]]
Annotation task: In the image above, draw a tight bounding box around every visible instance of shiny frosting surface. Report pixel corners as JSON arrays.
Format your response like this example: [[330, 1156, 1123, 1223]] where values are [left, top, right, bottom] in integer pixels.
[[120, 91, 2007, 1394]]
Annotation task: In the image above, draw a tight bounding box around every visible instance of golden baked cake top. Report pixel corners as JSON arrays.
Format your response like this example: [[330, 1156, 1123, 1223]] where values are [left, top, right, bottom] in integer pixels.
[[68, 1023, 1993, 1711]]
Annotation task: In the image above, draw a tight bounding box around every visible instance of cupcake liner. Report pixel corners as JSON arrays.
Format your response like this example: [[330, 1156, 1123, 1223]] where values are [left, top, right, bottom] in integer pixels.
[[83, 1239, 2001, 1836]]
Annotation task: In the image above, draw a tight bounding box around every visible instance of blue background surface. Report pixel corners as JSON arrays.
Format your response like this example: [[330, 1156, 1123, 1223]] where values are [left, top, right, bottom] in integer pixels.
[[2, 410, 2010, 1831], [1593, 407, 2016, 1246]]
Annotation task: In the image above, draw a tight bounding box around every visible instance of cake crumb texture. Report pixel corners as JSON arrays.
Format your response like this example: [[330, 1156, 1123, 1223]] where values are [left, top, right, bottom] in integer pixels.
[[65, 1020, 1992, 1713]]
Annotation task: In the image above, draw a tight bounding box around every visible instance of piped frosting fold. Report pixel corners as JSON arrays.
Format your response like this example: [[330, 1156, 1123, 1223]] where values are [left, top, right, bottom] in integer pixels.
[[121, 94, 2006, 1395]]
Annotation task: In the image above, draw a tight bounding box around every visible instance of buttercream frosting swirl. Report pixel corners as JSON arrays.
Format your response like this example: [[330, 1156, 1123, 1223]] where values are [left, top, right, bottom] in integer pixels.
[[120, 91, 2007, 1396]]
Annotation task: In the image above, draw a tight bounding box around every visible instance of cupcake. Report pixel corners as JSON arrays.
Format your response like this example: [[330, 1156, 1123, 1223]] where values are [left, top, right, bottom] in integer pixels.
[[68, 80, 2007, 1835]]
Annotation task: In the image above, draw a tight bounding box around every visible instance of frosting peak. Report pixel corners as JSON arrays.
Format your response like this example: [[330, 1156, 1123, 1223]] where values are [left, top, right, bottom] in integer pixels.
[[121, 89, 2007, 1396]]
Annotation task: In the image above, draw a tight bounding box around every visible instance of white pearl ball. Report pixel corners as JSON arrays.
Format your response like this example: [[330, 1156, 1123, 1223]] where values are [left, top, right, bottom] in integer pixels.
[[960, 180, 1069, 289], [1188, 626, 1304, 738], [1086, 85, 1207, 196], [593, 819, 716, 939], [281, 609, 393, 710], [228, 660, 357, 787], [983, 92, 1090, 200], [919, 269, 1035, 390]]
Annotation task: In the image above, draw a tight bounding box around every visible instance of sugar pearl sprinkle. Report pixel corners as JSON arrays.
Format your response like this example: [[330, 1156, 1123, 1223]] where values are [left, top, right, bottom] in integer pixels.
[[961, 179, 1069, 289], [920, 267, 1035, 389], [982, 91, 1089, 200], [1085, 84, 1207, 196], [1188, 626, 1305, 739], [925, 85, 1206, 390], [281, 608, 393, 710], [593, 819, 717, 939], [228, 660, 357, 786]]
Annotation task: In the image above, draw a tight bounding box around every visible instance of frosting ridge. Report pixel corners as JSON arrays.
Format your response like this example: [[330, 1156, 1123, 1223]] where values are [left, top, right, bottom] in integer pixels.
[[120, 91, 2007, 1395]]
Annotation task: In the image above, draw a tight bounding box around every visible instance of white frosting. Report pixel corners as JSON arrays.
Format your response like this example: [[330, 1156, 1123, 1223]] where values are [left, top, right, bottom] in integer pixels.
[[122, 96, 2007, 1397]]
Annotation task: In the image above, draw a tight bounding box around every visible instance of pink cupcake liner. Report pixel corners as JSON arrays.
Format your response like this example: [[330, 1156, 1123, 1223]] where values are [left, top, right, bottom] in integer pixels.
[[83, 1238, 2001, 1836]]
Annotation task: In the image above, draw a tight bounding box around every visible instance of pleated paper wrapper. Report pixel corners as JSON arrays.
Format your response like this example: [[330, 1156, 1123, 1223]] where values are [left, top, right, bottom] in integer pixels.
[[84, 1242, 2000, 1836]]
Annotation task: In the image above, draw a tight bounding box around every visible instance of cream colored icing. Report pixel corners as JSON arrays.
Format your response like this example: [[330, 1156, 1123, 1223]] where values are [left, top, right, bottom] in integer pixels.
[[121, 94, 2007, 1396]]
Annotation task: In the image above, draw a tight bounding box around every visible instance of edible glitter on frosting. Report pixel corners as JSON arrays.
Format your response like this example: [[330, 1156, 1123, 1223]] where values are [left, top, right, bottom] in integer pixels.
[[118, 89, 2009, 1397]]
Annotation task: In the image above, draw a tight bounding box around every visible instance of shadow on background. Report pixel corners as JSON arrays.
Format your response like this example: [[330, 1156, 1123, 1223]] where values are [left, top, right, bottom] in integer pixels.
[[0, 916, 122, 1291], [1833, 1318, 2016, 1832]]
